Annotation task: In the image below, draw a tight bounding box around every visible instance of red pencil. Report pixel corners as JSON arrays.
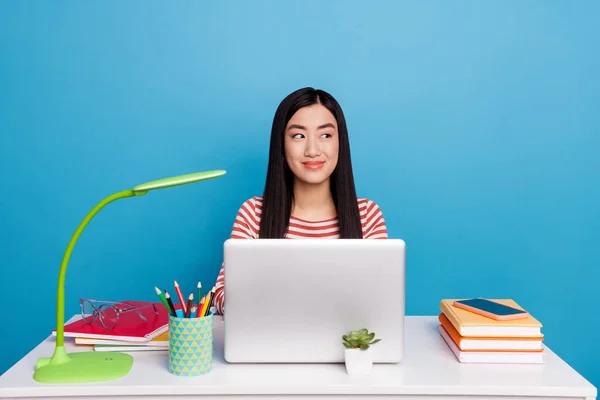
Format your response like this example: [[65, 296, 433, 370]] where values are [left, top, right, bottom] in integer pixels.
[[174, 280, 187, 315]]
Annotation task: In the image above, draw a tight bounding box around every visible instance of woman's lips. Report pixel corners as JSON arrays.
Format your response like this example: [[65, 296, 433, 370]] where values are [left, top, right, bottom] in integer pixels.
[[303, 161, 324, 169]]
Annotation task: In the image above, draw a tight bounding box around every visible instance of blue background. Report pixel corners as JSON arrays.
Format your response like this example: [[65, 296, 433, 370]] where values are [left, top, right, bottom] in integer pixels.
[[1, 0, 598, 387]]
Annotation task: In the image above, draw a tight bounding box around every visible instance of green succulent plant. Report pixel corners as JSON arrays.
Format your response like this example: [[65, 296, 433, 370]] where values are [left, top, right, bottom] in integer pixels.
[[342, 328, 381, 350]]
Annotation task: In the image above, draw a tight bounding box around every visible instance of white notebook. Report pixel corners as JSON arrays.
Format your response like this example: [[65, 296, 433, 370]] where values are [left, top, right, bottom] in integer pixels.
[[94, 345, 167, 352]]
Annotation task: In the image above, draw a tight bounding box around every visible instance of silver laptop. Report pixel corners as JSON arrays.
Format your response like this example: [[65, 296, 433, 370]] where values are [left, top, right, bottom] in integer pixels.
[[223, 238, 406, 363]]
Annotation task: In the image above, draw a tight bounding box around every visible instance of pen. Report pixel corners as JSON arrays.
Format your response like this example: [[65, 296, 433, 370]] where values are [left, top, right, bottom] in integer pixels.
[[164, 290, 176, 317], [174, 280, 187, 315]]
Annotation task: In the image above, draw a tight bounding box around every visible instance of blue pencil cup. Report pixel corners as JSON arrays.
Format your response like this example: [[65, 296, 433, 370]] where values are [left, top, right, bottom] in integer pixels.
[[168, 314, 213, 376]]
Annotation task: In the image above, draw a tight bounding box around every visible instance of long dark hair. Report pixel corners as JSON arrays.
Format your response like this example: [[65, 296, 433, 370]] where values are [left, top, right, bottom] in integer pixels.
[[259, 87, 363, 239]]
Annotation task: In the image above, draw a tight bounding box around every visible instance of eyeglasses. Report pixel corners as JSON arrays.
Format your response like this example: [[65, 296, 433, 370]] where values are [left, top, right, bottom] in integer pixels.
[[79, 299, 158, 330]]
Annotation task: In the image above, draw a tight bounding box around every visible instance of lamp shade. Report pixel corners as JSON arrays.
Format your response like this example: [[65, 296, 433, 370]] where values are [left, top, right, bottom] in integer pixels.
[[133, 170, 226, 193]]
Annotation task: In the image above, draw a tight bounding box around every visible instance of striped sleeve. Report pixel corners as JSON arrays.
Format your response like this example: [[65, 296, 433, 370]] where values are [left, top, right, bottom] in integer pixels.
[[213, 198, 259, 315], [363, 200, 388, 239]]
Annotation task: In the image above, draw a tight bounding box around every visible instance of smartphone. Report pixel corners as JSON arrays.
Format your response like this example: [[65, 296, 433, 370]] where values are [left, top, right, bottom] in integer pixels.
[[453, 298, 529, 320]]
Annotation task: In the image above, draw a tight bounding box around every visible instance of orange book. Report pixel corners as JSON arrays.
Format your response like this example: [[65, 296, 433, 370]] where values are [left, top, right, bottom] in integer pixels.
[[439, 313, 543, 352], [439, 326, 544, 364], [440, 299, 542, 338]]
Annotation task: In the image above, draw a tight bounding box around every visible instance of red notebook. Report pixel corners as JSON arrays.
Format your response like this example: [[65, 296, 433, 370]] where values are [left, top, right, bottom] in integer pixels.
[[53, 300, 169, 342]]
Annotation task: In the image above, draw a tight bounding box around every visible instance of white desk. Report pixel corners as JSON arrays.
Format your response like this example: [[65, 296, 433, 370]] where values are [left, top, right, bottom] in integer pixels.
[[0, 316, 596, 400]]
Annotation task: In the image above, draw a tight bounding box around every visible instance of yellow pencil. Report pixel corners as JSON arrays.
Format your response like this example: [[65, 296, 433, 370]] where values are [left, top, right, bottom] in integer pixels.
[[203, 289, 215, 317], [200, 293, 211, 317]]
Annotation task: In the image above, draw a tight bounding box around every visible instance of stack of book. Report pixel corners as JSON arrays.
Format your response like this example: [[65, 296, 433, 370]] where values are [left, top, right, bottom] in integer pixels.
[[439, 299, 544, 364], [75, 330, 168, 352], [54, 300, 169, 352]]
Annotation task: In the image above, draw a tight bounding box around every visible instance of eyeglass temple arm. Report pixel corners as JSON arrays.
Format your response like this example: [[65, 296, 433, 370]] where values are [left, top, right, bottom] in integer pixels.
[[129, 304, 158, 319], [115, 303, 156, 320]]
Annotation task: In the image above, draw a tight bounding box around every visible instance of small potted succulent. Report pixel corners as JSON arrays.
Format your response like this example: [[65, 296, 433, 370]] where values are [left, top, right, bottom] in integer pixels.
[[342, 328, 381, 376]]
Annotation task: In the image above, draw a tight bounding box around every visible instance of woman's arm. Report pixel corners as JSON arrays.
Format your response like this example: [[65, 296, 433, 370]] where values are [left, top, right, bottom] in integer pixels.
[[213, 198, 259, 315]]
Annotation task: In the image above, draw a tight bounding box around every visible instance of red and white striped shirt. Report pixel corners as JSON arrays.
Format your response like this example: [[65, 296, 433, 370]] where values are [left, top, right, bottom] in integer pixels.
[[213, 196, 388, 314]]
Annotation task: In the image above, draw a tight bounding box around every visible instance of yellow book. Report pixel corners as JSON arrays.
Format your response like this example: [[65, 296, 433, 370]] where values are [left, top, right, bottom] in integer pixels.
[[440, 299, 542, 338]]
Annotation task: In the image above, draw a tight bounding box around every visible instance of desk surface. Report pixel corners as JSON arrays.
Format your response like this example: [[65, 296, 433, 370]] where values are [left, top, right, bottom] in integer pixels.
[[0, 316, 596, 400]]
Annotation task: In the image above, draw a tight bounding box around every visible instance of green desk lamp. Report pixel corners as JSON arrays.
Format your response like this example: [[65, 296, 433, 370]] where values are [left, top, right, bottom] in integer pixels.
[[33, 170, 226, 384]]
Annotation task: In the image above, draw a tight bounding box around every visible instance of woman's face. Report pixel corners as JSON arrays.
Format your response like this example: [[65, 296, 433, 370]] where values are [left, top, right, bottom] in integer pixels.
[[284, 104, 339, 186]]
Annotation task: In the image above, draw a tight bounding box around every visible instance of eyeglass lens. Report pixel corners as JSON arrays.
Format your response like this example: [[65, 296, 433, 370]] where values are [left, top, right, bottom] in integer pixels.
[[99, 305, 118, 329], [81, 300, 96, 324]]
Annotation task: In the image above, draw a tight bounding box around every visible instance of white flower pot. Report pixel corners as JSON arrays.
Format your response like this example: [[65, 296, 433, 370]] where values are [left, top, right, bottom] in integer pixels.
[[344, 348, 373, 376]]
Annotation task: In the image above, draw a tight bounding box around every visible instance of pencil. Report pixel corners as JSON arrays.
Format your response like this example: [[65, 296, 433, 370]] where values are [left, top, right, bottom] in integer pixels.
[[189, 306, 197, 318], [196, 296, 205, 318], [197, 281, 202, 309], [164, 290, 176, 316], [154, 287, 171, 315], [174, 280, 187, 315], [202, 289, 215, 317], [184, 293, 194, 318], [206, 287, 216, 314], [199, 294, 210, 317]]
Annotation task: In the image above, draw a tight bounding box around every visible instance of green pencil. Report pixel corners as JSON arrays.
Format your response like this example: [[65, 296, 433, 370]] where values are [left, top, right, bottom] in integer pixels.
[[154, 287, 172, 316], [164, 290, 176, 316]]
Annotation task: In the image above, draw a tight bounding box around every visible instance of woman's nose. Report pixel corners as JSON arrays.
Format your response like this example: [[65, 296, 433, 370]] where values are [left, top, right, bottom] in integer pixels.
[[304, 137, 321, 157]]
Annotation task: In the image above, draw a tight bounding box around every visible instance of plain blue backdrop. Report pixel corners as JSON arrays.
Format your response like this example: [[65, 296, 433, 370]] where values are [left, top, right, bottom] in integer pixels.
[[1, 0, 598, 387]]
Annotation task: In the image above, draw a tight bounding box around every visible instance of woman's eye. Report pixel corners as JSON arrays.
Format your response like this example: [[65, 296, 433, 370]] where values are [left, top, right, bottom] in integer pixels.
[[291, 133, 304, 139], [321, 133, 332, 139]]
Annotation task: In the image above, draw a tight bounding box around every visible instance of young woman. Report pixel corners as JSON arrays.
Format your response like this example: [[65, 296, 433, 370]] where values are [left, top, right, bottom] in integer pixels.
[[213, 87, 388, 315]]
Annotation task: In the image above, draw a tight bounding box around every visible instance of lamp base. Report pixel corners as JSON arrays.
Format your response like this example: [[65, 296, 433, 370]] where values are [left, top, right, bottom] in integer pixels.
[[34, 350, 133, 383]]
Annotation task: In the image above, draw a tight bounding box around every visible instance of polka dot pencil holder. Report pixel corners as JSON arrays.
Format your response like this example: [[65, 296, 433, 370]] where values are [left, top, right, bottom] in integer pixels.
[[168, 311, 213, 376]]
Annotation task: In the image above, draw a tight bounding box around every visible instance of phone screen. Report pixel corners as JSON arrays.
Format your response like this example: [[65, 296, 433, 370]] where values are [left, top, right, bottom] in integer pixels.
[[456, 298, 527, 316]]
